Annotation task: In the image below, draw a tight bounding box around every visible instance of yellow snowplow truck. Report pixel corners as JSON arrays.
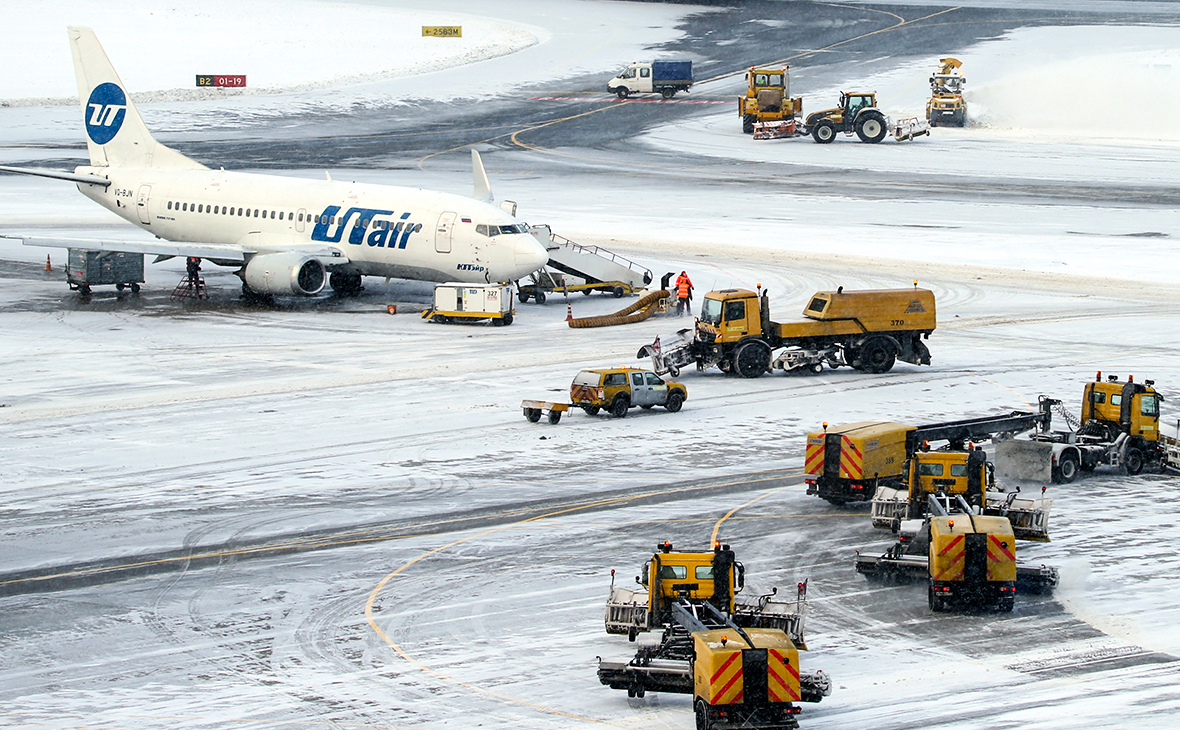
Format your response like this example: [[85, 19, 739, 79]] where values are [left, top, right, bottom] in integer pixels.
[[638, 286, 935, 379], [739, 66, 803, 134], [996, 372, 1173, 481], [805, 91, 889, 143], [856, 494, 1058, 612], [598, 541, 831, 720], [927, 57, 966, 127]]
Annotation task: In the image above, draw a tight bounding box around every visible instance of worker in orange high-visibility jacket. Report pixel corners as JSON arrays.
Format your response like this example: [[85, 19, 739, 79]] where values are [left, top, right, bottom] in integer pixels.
[[675, 271, 693, 316]]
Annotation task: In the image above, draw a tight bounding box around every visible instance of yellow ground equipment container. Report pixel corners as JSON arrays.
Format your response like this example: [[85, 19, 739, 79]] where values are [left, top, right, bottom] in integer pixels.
[[692, 628, 804, 730], [804, 422, 911, 503], [739, 66, 803, 134], [638, 286, 936, 379], [927, 57, 966, 127]]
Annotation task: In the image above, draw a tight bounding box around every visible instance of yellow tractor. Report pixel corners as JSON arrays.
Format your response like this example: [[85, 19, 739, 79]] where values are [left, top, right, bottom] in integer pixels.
[[804, 91, 888, 144], [739, 66, 803, 134]]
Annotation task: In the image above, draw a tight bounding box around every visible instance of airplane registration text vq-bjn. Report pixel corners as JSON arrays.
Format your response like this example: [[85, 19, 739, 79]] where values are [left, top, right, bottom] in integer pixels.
[[0, 26, 549, 297]]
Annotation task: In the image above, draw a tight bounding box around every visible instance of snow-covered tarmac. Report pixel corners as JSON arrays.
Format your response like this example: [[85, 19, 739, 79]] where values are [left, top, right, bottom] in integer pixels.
[[2, 2, 1180, 729]]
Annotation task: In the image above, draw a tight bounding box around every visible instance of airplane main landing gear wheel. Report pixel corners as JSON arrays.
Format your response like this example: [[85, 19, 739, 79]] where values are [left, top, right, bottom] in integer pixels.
[[329, 271, 364, 295]]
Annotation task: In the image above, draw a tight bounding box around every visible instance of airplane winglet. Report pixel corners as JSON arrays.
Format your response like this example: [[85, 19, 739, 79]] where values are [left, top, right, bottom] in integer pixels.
[[472, 149, 493, 203]]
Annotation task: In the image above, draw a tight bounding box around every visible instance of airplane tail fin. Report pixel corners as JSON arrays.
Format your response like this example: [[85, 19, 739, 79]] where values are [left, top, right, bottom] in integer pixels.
[[68, 26, 205, 170], [472, 149, 493, 203]]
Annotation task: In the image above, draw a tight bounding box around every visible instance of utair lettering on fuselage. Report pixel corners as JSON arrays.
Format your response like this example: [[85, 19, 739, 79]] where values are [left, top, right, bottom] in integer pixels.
[[310, 205, 416, 248]]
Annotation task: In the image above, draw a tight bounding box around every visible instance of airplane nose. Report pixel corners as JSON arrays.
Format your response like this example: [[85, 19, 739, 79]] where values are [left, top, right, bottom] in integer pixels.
[[514, 234, 549, 276]]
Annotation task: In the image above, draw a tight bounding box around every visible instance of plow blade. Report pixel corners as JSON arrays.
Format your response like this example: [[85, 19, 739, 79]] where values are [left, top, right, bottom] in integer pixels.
[[753, 119, 799, 139], [995, 439, 1055, 483], [985, 491, 1052, 542], [870, 486, 910, 530], [1016, 563, 1059, 594], [892, 117, 930, 141]]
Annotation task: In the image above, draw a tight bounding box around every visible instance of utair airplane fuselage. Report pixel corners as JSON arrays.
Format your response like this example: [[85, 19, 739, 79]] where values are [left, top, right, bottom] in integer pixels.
[[0, 27, 549, 297]]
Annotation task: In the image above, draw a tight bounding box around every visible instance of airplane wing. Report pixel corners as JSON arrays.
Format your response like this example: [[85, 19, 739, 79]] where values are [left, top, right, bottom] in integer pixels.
[[1, 234, 348, 267]]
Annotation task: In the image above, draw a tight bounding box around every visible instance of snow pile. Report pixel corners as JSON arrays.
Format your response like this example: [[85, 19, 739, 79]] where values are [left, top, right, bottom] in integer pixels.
[[965, 26, 1180, 141], [0, 0, 537, 104]]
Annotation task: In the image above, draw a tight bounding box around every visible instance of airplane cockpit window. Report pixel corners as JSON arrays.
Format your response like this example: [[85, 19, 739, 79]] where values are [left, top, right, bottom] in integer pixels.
[[498, 223, 529, 235], [476, 224, 489, 236]]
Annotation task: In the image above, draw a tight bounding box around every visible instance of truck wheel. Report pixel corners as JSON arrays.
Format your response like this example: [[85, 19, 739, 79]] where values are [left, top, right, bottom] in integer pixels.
[[581, 405, 601, 416], [548, 410, 562, 424], [812, 120, 836, 144], [518, 291, 530, 303], [661, 88, 675, 100], [859, 337, 896, 373], [501, 313, 513, 326], [616, 88, 629, 99], [524, 408, 541, 423], [928, 584, 946, 612], [856, 111, 888, 143], [536, 291, 546, 304], [742, 114, 756, 134], [613, 286, 625, 298], [734, 341, 770, 378], [1056, 453, 1080, 483], [695, 700, 711, 730], [669, 366, 680, 377], [1124, 448, 1145, 475], [130, 283, 141, 293], [999, 595, 1015, 613], [809, 362, 823, 374], [611, 395, 630, 418], [665, 390, 684, 413]]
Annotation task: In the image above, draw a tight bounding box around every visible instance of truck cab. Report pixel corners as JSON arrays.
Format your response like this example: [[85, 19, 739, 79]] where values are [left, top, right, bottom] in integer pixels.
[[698, 288, 765, 344], [1082, 374, 1162, 442], [640, 541, 744, 625], [906, 448, 990, 509]]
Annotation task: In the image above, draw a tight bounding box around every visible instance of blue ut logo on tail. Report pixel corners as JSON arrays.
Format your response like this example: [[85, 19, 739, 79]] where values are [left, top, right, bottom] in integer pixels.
[[85, 82, 127, 144]]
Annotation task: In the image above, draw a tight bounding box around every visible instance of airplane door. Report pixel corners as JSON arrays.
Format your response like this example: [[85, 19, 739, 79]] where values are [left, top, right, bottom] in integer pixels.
[[435, 211, 456, 253], [135, 185, 151, 225]]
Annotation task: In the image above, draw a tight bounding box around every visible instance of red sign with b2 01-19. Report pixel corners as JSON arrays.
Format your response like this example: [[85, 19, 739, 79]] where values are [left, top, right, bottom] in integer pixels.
[[196, 75, 246, 88]]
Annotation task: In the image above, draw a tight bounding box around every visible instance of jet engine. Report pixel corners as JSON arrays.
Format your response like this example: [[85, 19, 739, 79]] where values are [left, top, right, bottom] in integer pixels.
[[242, 253, 326, 296]]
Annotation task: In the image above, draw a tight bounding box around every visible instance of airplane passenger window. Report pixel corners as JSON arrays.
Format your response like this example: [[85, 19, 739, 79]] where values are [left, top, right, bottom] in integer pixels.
[[167, 201, 172, 210], [278, 212, 283, 220], [254, 209, 260, 217], [270, 211, 275, 219]]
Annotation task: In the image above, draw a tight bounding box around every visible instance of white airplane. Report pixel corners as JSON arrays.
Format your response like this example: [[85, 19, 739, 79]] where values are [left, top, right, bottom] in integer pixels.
[[0, 26, 549, 297]]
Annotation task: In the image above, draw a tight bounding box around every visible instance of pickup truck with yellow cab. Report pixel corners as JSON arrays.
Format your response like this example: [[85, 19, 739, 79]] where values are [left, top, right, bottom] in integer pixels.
[[570, 367, 687, 417]]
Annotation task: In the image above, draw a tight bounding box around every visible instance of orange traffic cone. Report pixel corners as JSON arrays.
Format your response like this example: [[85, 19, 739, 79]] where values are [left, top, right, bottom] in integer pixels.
[[565, 300, 573, 322], [44, 255, 52, 272]]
